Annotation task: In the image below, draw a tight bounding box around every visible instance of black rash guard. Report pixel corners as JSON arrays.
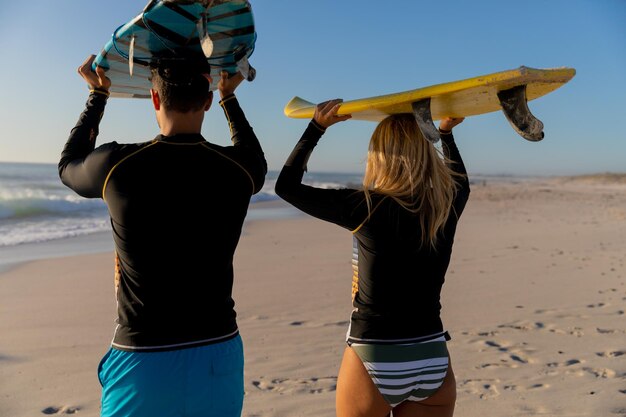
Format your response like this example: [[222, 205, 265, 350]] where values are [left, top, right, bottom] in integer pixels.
[[275, 120, 470, 344], [59, 91, 267, 352]]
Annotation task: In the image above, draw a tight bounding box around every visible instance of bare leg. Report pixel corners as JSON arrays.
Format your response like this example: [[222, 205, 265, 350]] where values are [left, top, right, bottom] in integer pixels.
[[336, 346, 392, 417], [392, 364, 456, 417]]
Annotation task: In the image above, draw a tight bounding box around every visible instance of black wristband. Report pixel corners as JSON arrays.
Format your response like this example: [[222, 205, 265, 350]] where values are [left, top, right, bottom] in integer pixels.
[[311, 120, 327, 133], [90, 88, 110, 97]]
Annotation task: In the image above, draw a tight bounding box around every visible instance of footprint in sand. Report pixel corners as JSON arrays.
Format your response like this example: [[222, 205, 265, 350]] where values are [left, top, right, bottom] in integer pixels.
[[288, 320, 349, 328], [583, 367, 617, 379], [567, 327, 585, 337], [251, 376, 337, 394], [499, 320, 584, 336], [534, 308, 557, 315], [240, 315, 270, 323], [503, 383, 550, 392], [596, 327, 624, 334], [41, 406, 80, 415], [462, 330, 500, 337], [482, 340, 535, 365], [547, 358, 583, 368], [251, 379, 276, 391], [535, 308, 590, 320], [458, 379, 500, 399], [596, 350, 626, 358], [517, 405, 552, 415], [323, 320, 350, 327], [598, 288, 618, 294], [475, 361, 517, 370], [586, 302, 608, 309], [544, 359, 586, 377], [498, 320, 550, 332]]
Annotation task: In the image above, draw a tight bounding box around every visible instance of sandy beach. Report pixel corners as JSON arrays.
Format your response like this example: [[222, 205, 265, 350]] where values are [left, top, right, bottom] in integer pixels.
[[1, 175, 625, 417]]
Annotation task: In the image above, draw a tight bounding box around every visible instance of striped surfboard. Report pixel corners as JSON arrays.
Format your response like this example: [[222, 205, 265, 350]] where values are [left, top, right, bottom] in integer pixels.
[[92, 0, 256, 98]]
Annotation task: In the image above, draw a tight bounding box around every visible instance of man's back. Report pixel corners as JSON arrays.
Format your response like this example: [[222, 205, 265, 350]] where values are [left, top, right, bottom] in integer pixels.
[[59, 88, 266, 352], [62, 54, 265, 417], [106, 134, 263, 349]]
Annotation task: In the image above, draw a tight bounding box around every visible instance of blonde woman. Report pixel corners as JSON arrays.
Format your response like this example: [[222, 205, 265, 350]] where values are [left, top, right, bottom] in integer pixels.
[[275, 99, 469, 417]]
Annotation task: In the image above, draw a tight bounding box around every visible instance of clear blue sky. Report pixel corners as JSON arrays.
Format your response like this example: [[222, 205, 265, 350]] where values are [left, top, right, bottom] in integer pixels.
[[0, 0, 624, 175]]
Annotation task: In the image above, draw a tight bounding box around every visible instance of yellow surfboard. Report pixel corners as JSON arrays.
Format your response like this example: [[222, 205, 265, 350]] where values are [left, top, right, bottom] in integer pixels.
[[284, 66, 575, 142]]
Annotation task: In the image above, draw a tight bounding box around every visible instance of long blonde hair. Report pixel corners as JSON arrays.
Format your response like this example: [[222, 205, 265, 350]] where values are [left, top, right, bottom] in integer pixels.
[[362, 113, 460, 249]]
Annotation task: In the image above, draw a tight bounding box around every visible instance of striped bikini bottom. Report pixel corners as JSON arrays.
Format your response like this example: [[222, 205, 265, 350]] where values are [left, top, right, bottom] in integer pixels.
[[350, 336, 449, 407]]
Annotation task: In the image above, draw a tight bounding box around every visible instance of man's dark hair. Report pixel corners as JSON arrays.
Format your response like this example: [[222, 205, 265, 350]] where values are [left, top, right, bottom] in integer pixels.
[[150, 51, 212, 113]]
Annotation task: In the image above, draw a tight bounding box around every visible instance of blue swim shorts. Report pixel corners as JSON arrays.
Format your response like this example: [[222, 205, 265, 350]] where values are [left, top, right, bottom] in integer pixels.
[[98, 334, 244, 417]]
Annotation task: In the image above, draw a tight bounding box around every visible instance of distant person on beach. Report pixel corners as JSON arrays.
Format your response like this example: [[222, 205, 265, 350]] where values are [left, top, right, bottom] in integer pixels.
[[275, 100, 469, 417], [59, 54, 266, 417]]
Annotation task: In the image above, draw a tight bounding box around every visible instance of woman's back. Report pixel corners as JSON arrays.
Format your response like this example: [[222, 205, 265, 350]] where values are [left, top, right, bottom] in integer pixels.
[[348, 186, 466, 343], [275, 100, 468, 416]]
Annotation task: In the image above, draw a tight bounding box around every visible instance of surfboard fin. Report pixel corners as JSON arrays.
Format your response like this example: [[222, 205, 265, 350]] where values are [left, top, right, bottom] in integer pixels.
[[197, 14, 215, 58], [129, 36, 136, 76], [497, 85, 544, 142], [411, 98, 441, 144], [236, 55, 256, 82]]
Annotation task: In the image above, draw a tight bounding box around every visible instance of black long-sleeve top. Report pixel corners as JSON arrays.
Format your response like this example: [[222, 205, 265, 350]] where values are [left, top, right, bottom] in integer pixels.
[[59, 92, 267, 351], [275, 121, 470, 344]]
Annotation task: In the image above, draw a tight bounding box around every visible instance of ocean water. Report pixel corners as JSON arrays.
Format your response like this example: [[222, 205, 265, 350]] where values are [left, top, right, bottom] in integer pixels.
[[0, 162, 363, 249], [0, 161, 532, 269]]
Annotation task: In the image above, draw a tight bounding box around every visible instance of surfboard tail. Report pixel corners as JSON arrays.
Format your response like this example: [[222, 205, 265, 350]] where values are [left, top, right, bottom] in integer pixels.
[[93, 0, 257, 98]]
